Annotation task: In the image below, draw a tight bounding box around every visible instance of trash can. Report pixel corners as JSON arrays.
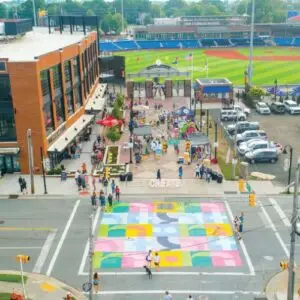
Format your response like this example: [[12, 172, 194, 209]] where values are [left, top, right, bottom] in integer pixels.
[[119, 173, 126, 182], [126, 172, 133, 182], [217, 174, 223, 184]]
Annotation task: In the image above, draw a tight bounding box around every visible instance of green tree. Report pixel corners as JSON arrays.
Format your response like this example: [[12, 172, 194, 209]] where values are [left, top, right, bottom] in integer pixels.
[[183, 3, 202, 16], [151, 3, 164, 18], [86, 9, 95, 16], [116, 93, 124, 108], [202, 4, 221, 16], [0, 3, 7, 18], [106, 127, 121, 143], [164, 0, 187, 17], [112, 101, 123, 120]]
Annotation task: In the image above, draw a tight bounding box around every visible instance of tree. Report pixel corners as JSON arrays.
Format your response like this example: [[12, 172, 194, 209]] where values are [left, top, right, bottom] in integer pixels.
[[151, 3, 164, 18], [143, 14, 153, 25], [86, 9, 95, 16], [106, 127, 121, 143], [0, 3, 7, 18], [202, 4, 221, 16], [116, 93, 124, 108], [164, 0, 187, 17]]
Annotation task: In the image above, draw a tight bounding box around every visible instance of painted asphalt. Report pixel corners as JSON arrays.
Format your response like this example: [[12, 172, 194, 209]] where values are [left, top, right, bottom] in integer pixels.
[[0, 195, 297, 299]]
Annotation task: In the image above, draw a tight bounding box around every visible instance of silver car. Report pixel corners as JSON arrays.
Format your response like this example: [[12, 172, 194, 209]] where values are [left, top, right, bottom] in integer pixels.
[[236, 130, 267, 145], [255, 102, 271, 115], [238, 139, 275, 155]]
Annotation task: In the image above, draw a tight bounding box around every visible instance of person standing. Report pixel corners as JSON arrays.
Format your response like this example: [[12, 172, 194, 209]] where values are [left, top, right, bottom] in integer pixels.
[[154, 252, 160, 271], [111, 179, 116, 194], [195, 164, 200, 179], [156, 169, 161, 180], [91, 191, 97, 210], [239, 212, 245, 234], [108, 193, 113, 207], [163, 291, 173, 300], [178, 166, 183, 179], [115, 185, 120, 202], [99, 190, 106, 211], [145, 250, 153, 268], [18, 176, 23, 192], [93, 272, 100, 294]]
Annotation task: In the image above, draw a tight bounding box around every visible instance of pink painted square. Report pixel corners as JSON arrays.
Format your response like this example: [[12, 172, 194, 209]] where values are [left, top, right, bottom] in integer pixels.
[[211, 251, 242, 267], [180, 237, 209, 251], [130, 203, 153, 213], [122, 252, 147, 268], [200, 202, 225, 213], [94, 239, 124, 252]]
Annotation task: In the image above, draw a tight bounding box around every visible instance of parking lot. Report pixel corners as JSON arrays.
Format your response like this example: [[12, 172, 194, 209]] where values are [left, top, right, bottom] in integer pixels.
[[210, 107, 300, 186]]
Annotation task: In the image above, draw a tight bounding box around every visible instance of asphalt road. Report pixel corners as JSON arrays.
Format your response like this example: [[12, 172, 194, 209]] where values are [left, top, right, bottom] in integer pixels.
[[0, 195, 297, 300]]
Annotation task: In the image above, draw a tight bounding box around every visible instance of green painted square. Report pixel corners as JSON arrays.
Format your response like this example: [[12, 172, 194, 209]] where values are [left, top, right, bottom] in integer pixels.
[[112, 203, 129, 213], [179, 225, 189, 237], [188, 225, 206, 236], [98, 225, 109, 237], [191, 251, 212, 267], [108, 225, 126, 237], [94, 252, 122, 269], [182, 251, 192, 267], [184, 203, 201, 213]]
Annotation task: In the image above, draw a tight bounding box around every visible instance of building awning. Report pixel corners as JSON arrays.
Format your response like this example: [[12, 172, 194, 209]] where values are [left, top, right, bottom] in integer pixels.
[[48, 114, 94, 153], [190, 133, 210, 146], [85, 83, 107, 112], [203, 86, 232, 94], [0, 147, 20, 154], [133, 125, 152, 136]]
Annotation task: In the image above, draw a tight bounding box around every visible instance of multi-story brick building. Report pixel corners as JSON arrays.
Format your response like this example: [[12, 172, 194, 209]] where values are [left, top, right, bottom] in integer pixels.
[[0, 23, 102, 174]]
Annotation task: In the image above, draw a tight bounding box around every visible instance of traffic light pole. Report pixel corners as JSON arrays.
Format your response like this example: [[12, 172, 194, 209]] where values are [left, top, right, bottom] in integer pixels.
[[19, 258, 27, 299], [287, 163, 300, 300], [89, 214, 94, 300]]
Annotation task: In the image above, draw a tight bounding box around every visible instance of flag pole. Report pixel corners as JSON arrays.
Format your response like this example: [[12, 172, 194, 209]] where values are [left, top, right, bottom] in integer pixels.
[[206, 58, 208, 78], [191, 52, 194, 82]]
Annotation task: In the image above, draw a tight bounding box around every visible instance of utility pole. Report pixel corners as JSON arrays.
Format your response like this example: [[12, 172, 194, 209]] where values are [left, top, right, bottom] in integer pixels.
[[27, 129, 35, 194], [232, 121, 238, 180], [121, 0, 124, 34], [287, 162, 300, 300], [248, 0, 255, 86], [89, 214, 94, 300], [32, 0, 37, 26], [40, 147, 48, 194]]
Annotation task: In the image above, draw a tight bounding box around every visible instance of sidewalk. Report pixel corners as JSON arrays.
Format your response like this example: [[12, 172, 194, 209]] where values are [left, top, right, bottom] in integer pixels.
[[265, 268, 300, 300], [0, 270, 86, 300]]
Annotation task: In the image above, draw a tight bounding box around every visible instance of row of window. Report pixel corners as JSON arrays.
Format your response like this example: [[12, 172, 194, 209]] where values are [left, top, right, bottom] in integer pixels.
[[0, 113, 16, 142], [41, 42, 98, 136]]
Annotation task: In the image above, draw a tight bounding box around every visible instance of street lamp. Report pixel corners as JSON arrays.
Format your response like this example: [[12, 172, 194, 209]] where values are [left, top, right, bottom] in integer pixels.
[[283, 144, 293, 194], [274, 79, 278, 102], [199, 100, 203, 132]]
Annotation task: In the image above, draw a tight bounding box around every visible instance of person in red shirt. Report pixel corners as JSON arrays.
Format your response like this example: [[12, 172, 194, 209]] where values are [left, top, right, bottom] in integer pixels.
[[115, 186, 120, 202]]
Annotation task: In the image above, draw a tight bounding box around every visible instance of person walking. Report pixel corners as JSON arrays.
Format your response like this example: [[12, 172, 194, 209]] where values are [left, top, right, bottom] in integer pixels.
[[93, 272, 100, 294], [239, 212, 245, 235], [195, 164, 200, 179], [163, 291, 173, 300], [21, 178, 27, 194], [108, 193, 113, 207], [99, 190, 106, 211], [145, 250, 153, 268], [80, 174, 86, 191], [18, 176, 23, 192], [154, 252, 160, 271], [75, 170, 80, 186], [91, 191, 97, 210], [92, 175, 96, 192], [103, 177, 109, 195], [178, 166, 183, 179], [115, 185, 120, 202], [156, 169, 161, 180], [111, 179, 116, 194]]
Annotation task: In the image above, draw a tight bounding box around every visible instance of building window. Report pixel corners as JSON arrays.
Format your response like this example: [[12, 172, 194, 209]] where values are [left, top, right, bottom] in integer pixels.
[[55, 95, 65, 126], [66, 91, 74, 115], [0, 62, 6, 71], [0, 113, 16, 141], [43, 94, 54, 135], [40, 70, 51, 96], [52, 64, 63, 96], [73, 56, 80, 84], [74, 84, 82, 110], [64, 60, 72, 89]]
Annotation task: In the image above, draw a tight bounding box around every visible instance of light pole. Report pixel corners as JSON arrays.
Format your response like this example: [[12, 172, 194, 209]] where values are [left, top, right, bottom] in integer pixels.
[[32, 0, 37, 26], [274, 78, 278, 102], [287, 161, 300, 300], [40, 147, 48, 194], [248, 0, 255, 86], [199, 100, 203, 132], [121, 0, 124, 34], [27, 129, 35, 194], [283, 144, 293, 194]]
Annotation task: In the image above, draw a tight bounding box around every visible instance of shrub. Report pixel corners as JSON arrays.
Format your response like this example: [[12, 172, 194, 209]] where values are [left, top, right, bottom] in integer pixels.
[[106, 127, 121, 143]]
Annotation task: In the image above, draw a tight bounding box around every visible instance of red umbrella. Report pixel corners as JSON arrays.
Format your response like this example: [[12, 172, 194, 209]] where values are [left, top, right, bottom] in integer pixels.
[[96, 115, 123, 127]]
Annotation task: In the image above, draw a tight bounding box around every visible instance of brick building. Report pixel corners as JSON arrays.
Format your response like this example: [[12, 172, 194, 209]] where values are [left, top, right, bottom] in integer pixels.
[[0, 25, 102, 174]]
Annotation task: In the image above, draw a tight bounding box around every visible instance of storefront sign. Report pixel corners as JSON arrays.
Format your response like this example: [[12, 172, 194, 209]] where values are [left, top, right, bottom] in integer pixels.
[[47, 125, 66, 145], [168, 139, 179, 145]]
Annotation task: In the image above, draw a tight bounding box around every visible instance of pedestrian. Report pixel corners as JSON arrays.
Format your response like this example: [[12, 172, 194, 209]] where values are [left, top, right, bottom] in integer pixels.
[[239, 212, 245, 233], [82, 162, 87, 174], [93, 272, 100, 294], [99, 190, 106, 211], [154, 252, 160, 271], [186, 295, 194, 300], [145, 250, 152, 268], [163, 291, 173, 300], [115, 185, 120, 202], [91, 191, 97, 210], [81, 174, 86, 191], [21, 178, 27, 194], [92, 175, 96, 192], [111, 179, 116, 194], [18, 176, 23, 192], [156, 169, 161, 180], [75, 170, 80, 185], [195, 164, 200, 178], [108, 193, 113, 207], [200, 164, 204, 179], [178, 166, 183, 179], [233, 216, 241, 240], [103, 177, 109, 195], [206, 171, 211, 183]]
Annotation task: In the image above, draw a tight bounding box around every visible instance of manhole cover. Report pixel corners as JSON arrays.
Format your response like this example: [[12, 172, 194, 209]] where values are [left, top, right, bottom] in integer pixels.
[[0, 221, 4, 225]]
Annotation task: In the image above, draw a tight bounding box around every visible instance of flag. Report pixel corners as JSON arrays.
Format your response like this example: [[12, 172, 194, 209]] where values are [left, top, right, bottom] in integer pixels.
[[185, 53, 193, 61]]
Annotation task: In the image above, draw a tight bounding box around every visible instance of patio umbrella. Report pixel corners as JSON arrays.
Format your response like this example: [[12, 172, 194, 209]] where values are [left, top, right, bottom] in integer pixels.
[[266, 87, 286, 96], [132, 105, 150, 111], [96, 115, 123, 127]]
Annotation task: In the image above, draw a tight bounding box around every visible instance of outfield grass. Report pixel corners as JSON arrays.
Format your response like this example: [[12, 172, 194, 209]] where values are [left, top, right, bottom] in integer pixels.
[[117, 47, 300, 85]]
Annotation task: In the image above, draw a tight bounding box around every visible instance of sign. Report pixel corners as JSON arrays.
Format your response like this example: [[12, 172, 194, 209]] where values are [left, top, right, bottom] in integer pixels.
[[43, 157, 51, 171], [232, 158, 237, 165], [213, 142, 219, 148], [168, 139, 179, 145], [82, 282, 92, 292], [283, 158, 289, 172]]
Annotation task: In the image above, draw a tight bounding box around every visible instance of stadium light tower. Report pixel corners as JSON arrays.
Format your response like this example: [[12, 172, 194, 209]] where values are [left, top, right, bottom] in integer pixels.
[[248, 0, 255, 86]]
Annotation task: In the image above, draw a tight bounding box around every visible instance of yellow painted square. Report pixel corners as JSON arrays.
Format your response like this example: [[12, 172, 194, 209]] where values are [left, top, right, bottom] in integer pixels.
[[204, 224, 233, 236], [126, 224, 152, 237], [159, 250, 184, 267], [153, 202, 179, 213]]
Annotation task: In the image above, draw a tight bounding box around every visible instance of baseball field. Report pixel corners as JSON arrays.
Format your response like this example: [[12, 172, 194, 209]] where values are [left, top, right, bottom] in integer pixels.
[[116, 47, 300, 85]]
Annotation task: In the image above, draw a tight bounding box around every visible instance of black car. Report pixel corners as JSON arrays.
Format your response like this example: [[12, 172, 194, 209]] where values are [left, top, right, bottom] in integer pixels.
[[270, 102, 285, 114]]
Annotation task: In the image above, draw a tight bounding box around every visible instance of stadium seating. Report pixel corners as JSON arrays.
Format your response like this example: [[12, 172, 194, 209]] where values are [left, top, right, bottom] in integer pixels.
[[230, 38, 250, 46], [100, 42, 120, 52], [136, 40, 163, 49], [293, 38, 300, 46], [115, 40, 139, 50], [253, 38, 266, 46], [160, 41, 182, 48], [201, 39, 216, 47], [274, 37, 294, 46], [181, 40, 201, 48], [215, 38, 231, 47]]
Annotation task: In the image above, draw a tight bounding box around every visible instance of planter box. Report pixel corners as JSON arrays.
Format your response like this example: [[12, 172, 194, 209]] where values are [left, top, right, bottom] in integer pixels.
[[103, 145, 120, 165]]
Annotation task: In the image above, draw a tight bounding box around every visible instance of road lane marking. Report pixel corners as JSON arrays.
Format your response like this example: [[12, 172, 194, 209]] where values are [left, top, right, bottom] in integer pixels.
[[269, 198, 291, 227], [46, 200, 80, 276], [78, 206, 100, 276], [259, 200, 289, 258], [0, 247, 42, 250], [83, 290, 261, 295], [0, 227, 54, 231], [33, 229, 57, 273], [78, 271, 254, 276], [224, 200, 256, 275]]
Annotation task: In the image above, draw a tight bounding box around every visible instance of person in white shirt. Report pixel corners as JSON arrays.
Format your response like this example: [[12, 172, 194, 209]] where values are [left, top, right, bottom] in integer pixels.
[[163, 291, 172, 300], [187, 295, 194, 300], [154, 252, 160, 271]]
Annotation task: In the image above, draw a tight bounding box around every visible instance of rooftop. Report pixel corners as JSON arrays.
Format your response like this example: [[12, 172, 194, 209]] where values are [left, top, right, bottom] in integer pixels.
[[196, 78, 232, 85], [0, 27, 88, 61]]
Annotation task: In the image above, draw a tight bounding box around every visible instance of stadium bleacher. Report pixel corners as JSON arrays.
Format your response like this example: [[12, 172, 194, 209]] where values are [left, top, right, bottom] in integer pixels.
[[215, 38, 231, 47], [230, 38, 250, 46], [135, 40, 162, 49], [201, 39, 216, 47], [115, 40, 139, 50], [160, 41, 182, 49], [100, 41, 121, 52], [274, 37, 294, 46], [293, 38, 300, 46]]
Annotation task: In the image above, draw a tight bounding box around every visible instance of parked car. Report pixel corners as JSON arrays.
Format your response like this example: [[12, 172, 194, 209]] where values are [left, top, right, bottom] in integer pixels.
[[255, 102, 271, 115], [238, 140, 277, 155], [226, 121, 260, 136], [220, 109, 246, 122], [244, 148, 278, 164], [236, 130, 267, 145], [233, 104, 251, 117], [270, 102, 285, 114], [283, 100, 300, 115]]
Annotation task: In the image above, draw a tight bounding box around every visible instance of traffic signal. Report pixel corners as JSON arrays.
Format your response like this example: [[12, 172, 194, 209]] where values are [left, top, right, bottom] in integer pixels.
[[249, 193, 256, 207], [162, 141, 168, 153], [105, 167, 110, 179], [238, 179, 245, 193], [185, 141, 191, 152], [280, 260, 288, 270], [16, 255, 30, 263]]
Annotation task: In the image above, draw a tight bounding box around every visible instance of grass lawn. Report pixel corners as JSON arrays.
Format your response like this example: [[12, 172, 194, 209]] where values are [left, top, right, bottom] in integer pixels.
[[0, 274, 28, 284], [0, 293, 12, 300], [117, 47, 300, 85]]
